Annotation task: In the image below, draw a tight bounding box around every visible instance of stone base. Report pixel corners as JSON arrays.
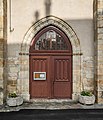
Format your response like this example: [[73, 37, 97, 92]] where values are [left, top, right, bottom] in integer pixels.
[[72, 93, 79, 101], [30, 98, 77, 103], [21, 93, 30, 101], [0, 92, 3, 105]]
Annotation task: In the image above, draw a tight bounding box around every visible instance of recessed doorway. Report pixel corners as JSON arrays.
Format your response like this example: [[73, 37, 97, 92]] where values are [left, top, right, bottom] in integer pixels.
[[29, 26, 72, 99]]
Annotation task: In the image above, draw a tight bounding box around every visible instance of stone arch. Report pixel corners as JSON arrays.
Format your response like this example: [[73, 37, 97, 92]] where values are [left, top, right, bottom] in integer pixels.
[[21, 16, 81, 54], [19, 16, 82, 101]]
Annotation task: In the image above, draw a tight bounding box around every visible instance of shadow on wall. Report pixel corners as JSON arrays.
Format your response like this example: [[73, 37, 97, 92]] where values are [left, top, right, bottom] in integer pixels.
[[7, 19, 93, 57], [7, 43, 20, 57], [65, 19, 94, 56], [7, 43, 20, 95], [35, 11, 39, 22], [33, 0, 52, 23], [45, 0, 51, 16]]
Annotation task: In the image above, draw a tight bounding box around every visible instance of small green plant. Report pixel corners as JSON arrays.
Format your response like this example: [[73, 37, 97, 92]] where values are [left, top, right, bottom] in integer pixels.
[[81, 91, 93, 96], [8, 93, 18, 98]]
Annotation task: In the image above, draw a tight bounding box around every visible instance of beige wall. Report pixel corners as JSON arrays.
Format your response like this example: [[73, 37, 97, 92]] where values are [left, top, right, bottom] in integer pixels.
[[52, 0, 93, 19], [67, 19, 94, 56], [7, 0, 93, 41], [7, 0, 94, 101]]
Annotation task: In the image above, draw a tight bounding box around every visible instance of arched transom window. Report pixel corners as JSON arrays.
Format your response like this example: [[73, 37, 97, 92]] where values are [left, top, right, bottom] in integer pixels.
[[30, 26, 72, 52], [35, 30, 68, 50]]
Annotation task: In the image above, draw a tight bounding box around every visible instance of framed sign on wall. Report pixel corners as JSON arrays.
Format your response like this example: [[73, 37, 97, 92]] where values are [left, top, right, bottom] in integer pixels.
[[33, 72, 46, 80]]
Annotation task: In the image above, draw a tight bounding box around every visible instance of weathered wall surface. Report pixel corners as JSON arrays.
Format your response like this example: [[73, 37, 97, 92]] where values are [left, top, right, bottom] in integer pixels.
[[6, 0, 94, 101], [0, 0, 7, 105], [94, 0, 103, 103]]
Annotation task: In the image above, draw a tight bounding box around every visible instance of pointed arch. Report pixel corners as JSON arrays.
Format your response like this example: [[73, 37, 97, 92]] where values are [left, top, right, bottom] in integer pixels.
[[19, 16, 82, 101], [21, 15, 81, 54]]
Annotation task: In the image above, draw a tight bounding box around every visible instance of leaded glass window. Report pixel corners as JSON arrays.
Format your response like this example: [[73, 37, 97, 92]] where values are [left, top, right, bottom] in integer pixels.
[[35, 30, 68, 50]]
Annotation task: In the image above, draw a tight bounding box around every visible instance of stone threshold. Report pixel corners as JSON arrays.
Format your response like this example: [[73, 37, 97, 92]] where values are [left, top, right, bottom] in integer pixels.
[[30, 98, 77, 103]]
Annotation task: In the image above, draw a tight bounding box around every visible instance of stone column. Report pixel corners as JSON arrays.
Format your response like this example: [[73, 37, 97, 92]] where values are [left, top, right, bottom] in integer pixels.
[[94, 0, 103, 103], [0, 0, 7, 105]]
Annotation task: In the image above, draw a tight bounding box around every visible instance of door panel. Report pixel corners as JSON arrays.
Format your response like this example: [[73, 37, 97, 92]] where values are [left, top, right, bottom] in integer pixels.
[[30, 56, 50, 98], [53, 82, 71, 98], [54, 58, 70, 81], [30, 55, 72, 99], [53, 56, 72, 98]]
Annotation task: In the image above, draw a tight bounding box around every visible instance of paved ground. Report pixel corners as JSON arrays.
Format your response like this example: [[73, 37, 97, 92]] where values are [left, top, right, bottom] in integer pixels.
[[0, 109, 103, 120], [1, 99, 103, 112], [0, 100, 103, 119]]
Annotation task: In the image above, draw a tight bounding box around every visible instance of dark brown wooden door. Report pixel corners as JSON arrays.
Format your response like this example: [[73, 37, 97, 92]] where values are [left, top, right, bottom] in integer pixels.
[[52, 56, 72, 98], [30, 56, 51, 98], [30, 54, 72, 99], [29, 25, 72, 99]]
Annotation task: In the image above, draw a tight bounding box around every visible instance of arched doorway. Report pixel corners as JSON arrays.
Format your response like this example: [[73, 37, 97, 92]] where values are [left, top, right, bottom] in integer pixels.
[[19, 16, 81, 101], [29, 26, 72, 99]]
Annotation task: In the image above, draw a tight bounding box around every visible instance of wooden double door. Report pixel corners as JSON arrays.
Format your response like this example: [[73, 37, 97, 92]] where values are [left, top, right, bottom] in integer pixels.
[[30, 54, 72, 99]]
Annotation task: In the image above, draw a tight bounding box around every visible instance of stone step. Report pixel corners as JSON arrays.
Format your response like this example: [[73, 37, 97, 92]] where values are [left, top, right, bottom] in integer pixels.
[[29, 99, 77, 104]]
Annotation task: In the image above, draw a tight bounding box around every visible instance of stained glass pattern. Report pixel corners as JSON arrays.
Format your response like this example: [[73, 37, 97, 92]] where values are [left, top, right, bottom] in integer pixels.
[[35, 30, 68, 50]]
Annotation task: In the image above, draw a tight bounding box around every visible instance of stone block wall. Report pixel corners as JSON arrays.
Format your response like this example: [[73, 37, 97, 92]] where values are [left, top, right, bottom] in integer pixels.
[[94, 0, 103, 103], [0, 0, 7, 105], [81, 56, 94, 92], [7, 53, 30, 101], [7, 57, 19, 93], [0, 0, 4, 105]]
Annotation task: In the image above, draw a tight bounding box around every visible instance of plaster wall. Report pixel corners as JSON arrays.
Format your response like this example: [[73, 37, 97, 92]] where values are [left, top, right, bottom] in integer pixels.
[[8, 0, 93, 42], [7, 0, 94, 101], [8, 0, 94, 57]]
